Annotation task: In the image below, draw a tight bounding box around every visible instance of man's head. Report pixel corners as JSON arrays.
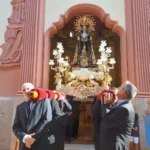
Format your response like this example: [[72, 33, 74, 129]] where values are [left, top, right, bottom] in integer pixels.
[[117, 81, 137, 100], [22, 82, 34, 100]]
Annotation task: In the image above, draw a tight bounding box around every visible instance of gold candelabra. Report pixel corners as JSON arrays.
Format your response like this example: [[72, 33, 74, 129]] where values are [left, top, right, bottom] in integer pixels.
[[49, 41, 116, 99], [96, 40, 116, 86], [49, 43, 70, 89]]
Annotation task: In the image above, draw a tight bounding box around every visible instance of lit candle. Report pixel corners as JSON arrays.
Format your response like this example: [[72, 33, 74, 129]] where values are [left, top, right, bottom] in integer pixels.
[[106, 47, 112, 53], [49, 60, 55, 65], [57, 42, 63, 49], [64, 61, 69, 67], [109, 58, 116, 64], [97, 59, 103, 65], [58, 58, 64, 63], [99, 46, 105, 52], [101, 56, 108, 62], [53, 49, 58, 56], [58, 48, 64, 53], [101, 40, 107, 47]]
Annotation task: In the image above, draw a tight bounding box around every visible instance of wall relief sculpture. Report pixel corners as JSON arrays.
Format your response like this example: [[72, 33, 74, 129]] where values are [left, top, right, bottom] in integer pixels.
[[0, 0, 24, 67]]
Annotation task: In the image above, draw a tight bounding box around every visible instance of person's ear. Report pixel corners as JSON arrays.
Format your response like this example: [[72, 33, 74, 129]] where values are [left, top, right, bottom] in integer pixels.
[[122, 89, 126, 95]]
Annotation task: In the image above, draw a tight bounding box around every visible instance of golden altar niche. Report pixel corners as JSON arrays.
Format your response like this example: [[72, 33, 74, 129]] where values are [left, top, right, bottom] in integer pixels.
[[49, 14, 116, 99]]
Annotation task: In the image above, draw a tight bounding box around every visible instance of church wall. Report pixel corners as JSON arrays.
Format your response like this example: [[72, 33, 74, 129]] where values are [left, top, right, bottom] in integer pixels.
[[0, 0, 11, 46], [0, 96, 24, 150], [0, 97, 14, 150], [45, 0, 125, 31], [125, 0, 150, 149], [125, 0, 150, 95], [9, 97, 24, 150], [0, 1, 26, 149], [0, 68, 20, 96]]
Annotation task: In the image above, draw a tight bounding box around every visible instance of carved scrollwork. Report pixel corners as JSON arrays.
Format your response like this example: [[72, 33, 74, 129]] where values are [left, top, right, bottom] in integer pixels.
[[72, 44, 78, 65], [0, 0, 24, 68]]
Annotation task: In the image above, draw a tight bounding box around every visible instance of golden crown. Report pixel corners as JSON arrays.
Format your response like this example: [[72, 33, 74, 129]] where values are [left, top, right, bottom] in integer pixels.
[[74, 14, 96, 35]]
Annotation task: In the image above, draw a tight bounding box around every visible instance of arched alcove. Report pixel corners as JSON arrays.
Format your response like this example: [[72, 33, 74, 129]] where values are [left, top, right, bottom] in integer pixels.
[[49, 15, 121, 89], [43, 4, 127, 89]]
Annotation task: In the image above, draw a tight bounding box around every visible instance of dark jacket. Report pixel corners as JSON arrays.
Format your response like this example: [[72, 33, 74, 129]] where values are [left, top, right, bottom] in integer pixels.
[[12, 98, 52, 150], [92, 99, 102, 135], [99, 100, 135, 150]]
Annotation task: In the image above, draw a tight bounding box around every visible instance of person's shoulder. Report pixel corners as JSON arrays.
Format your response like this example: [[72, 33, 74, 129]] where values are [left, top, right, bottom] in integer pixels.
[[95, 99, 101, 104], [16, 101, 26, 110], [121, 100, 133, 108], [51, 98, 57, 103], [17, 101, 26, 107], [41, 97, 51, 105], [117, 104, 129, 112], [119, 102, 135, 114]]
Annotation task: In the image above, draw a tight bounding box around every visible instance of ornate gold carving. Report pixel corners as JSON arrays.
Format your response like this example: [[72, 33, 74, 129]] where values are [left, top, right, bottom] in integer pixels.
[[80, 45, 88, 67], [91, 47, 96, 65], [72, 44, 78, 65], [74, 14, 96, 35]]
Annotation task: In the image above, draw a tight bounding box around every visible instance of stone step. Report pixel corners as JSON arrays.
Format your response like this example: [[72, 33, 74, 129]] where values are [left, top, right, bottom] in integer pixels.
[[65, 144, 94, 150]]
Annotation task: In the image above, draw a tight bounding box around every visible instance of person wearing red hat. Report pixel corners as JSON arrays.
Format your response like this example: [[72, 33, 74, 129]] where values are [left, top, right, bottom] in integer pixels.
[[54, 92, 72, 150], [45, 90, 72, 150]]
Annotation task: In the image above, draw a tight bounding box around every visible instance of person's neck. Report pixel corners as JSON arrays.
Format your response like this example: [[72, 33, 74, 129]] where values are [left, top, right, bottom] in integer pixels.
[[24, 95, 29, 100], [118, 96, 128, 100]]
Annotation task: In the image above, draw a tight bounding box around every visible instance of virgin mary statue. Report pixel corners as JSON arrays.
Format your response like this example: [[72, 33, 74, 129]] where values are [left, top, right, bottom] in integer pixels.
[[72, 14, 97, 68]]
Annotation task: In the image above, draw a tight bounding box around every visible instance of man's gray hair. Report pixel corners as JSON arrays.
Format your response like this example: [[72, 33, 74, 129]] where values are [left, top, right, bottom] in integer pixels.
[[122, 81, 138, 99], [22, 82, 34, 90]]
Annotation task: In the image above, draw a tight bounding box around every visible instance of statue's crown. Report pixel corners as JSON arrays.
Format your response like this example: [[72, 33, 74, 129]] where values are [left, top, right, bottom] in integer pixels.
[[74, 14, 96, 34]]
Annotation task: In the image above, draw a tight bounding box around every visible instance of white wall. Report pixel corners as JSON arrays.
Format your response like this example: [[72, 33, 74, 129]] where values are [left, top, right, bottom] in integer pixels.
[[0, 0, 12, 55], [45, 0, 125, 31], [0, 0, 12, 45]]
